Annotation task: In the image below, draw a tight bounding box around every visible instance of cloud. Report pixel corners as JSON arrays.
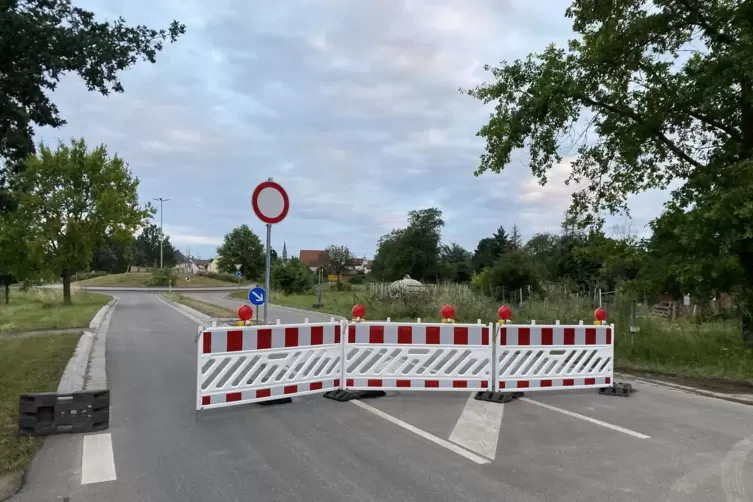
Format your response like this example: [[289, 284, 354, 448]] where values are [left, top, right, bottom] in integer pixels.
[[35, 0, 669, 260]]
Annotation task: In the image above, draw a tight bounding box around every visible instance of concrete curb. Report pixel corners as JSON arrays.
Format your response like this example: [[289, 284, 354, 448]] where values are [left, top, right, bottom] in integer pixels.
[[0, 298, 118, 502], [616, 372, 753, 406], [85, 297, 118, 391], [156, 293, 212, 326]]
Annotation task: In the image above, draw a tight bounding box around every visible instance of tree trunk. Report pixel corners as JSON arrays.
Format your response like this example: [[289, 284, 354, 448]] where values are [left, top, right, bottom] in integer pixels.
[[4, 283, 8, 304], [62, 269, 72, 305]]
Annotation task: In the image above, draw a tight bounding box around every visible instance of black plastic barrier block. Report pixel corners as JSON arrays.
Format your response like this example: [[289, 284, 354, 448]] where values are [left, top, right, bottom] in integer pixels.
[[258, 397, 293, 406], [474, 391, 523, 404], [323, 389, 387, 402], [18, 390, 110, 436], [598, 382, 633, 397]]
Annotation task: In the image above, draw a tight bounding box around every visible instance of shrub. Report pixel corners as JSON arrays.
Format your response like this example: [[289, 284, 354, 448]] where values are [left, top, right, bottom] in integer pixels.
[[203, 271, 240, 283], [148, 268, 177, 286], [272, 260, 312, 294]]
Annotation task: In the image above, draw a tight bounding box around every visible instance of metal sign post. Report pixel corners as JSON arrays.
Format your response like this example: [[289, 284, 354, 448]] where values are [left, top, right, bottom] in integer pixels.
[[251, 179, 290, 325]]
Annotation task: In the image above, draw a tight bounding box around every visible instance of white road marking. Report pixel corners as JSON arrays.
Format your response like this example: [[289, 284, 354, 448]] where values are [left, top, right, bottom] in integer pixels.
[[350, 400, 490, 465], [449, 393, 504, 460], [81, 433, 117, 485], [520, 398, 651, 439]]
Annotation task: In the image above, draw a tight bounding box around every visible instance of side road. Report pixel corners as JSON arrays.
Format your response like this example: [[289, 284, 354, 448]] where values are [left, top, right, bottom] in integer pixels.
[[0, 297, 117, 501]]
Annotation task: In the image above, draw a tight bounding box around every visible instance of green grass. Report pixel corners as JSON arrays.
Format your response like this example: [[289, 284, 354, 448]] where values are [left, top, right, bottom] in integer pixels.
[[75, 273, 247, 288], [0, 332, 82, 475], [163, 293, 237, 319], [0, 289, 111, 334], [234, 285, 753, 383]]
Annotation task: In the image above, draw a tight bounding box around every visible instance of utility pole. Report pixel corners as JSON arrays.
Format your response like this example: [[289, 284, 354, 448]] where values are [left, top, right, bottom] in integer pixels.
[[153, 197, 170, 268]]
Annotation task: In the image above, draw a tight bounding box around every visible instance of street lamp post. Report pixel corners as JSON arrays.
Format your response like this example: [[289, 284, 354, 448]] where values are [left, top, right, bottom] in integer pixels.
[[153, 197, 170, 269]]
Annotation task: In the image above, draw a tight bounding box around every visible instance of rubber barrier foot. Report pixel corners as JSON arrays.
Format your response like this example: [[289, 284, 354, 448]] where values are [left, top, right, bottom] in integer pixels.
[[474, 391, 523, 404], [323, 389, 387, 402], [259, 397, 293, 406], [598, 382, 633, 397]]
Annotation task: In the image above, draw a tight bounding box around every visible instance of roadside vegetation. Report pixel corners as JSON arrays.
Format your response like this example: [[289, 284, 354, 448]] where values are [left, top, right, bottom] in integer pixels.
[[0, 332, 82, 475], [0, 289, 110, 335], [163, 293, 236, 319], [75, 272, 246, 289]]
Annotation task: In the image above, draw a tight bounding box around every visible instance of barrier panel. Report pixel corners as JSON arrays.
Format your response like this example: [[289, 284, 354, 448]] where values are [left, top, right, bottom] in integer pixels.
[[342, 321, 494, 391], [196, 321, 343, 410], [494, 323, 614, 392]]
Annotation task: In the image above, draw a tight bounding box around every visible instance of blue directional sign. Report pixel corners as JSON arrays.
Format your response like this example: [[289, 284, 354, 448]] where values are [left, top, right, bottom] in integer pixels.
[[235, 271, 243, 277], [248, 287, 266, 306]]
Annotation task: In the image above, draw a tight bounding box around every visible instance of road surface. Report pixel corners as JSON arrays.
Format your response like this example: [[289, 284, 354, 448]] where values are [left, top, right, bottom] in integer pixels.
[[11, 291, 753, 502]]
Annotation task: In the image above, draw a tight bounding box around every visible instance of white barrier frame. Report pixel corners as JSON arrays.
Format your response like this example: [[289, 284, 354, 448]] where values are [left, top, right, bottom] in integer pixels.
[[341, 320, 494, 392], [196, 320, 343, 411], [493, 322, 614, 393]]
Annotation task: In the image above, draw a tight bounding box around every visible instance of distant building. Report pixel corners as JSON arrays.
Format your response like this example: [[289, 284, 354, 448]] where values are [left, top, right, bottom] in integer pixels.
[[299, 250, 329, 272], [282, 242, 288, 262]]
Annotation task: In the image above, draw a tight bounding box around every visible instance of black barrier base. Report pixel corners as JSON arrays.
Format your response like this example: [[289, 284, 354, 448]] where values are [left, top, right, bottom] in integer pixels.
[[18, 390, 110, 436], [598, 382, 633, 397], [259, 397, 294, 406], [323, 389, 387, 402], [474, 391, 524, 404]]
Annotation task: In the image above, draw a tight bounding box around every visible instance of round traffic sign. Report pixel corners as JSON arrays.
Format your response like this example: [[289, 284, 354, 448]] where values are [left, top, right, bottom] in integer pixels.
[[252, 181, 289, 225]]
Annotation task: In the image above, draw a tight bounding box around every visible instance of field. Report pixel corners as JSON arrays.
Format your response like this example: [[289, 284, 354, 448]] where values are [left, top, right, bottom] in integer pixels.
[[0, 332, 82, 475], [163, 293, 236, 319], [0, 289, 111, 334], [233, 284, 753, 385], [74, 273, 247, 288]]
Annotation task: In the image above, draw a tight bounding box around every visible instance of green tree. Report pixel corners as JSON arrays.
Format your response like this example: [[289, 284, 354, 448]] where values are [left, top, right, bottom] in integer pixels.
[[215, 225, 265, 280], [0, 0, 185, 212], [91, 236, 133, 274], [325, 244, 354, 287], [466, 0, 753, 345], [473, 251, 540, 301], [371, 208, 444, 281], [9, 139, 151, 304], [272, 258, 312, 295], [438, 243, 473, 283], [472, 226, 511, 272], [133, 223, 177, 268]]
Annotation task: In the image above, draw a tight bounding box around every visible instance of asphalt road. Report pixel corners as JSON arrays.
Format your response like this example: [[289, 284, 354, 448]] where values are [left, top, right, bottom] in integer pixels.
[[11, 292, 753, 502]]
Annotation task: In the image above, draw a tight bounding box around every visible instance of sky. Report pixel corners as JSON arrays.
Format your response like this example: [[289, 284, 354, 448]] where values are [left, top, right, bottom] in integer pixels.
[[36, 0, 672, 260]]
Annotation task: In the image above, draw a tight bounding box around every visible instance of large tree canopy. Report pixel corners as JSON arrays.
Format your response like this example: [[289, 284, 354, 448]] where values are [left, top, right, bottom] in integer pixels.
[[0, 0, 185, 211], [467, 0, 753, 345], [8, 139, 151, 303]]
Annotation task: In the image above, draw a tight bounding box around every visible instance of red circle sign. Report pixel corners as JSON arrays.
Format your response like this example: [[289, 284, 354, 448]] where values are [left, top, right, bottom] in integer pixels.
[[252, 181, 289, 224]]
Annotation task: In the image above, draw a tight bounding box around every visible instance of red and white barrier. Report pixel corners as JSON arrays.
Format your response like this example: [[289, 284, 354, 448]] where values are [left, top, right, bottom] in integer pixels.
[[196, 321, 343, 410], [495, 323, 614, 392], [342, 321, 494, 391], [195, 303, 620, 412]]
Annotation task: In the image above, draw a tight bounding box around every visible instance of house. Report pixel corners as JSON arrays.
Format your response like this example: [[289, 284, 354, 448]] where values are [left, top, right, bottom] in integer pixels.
[[299, 250, 329, 272], [173, 250, 198, 275], [193, 259, 212, 272], [351, 257, 373, 275], [208, 257, 221, 273]]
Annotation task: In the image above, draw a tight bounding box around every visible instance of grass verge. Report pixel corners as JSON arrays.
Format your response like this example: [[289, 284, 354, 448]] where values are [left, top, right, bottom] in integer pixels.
[[233, 285, 753, 384], [0, 332, 82, 475], [0, 289, 111, 334], [74, 273, 247, 288], [163, 293, 236, 318]]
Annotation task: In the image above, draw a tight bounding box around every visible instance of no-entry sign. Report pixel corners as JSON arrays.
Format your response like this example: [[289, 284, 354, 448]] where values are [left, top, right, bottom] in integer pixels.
[[252, 181, 289, 225]]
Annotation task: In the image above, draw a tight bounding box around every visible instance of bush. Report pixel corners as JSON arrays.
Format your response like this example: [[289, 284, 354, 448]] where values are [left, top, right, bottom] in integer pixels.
[[272, 260, 312, 294], [148, 268, 177, 286], [202, 271, 240, 283], [73, 270, 109, 282], [349, 274, 365, 285]]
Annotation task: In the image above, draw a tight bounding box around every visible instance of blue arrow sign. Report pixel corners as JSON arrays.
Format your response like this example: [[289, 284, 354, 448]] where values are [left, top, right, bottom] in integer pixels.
[[235, 271, 242, 277], [248, 287, 266, 306]]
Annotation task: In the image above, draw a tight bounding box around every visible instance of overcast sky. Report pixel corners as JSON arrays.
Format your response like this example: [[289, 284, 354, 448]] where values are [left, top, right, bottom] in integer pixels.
[[36, 0, 670, 260]]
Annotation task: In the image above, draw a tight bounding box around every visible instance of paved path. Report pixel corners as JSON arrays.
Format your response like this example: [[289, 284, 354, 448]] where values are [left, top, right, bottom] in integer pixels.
[[11, 291, 753, 502]]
